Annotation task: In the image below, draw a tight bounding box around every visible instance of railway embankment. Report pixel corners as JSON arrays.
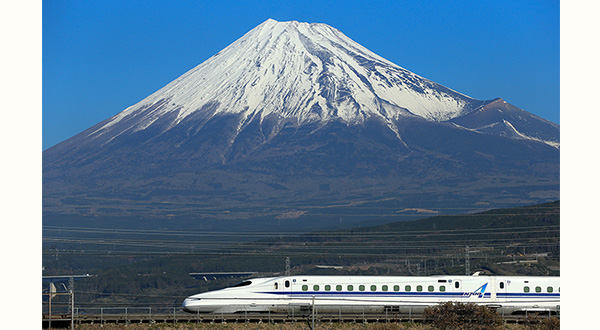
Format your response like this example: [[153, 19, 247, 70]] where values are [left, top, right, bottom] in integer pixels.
[[67, 319, 559, 330], [65, 317, 560, 330]]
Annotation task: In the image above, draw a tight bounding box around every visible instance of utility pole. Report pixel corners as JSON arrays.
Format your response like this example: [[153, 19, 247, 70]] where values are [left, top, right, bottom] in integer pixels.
[[311, 295, 316, 330], [69, 277, 74, 330], [285, 257, 291, 276], [465, 246, 470, 276], [43, 274, 93, 330], [48, 283, 54, 330]]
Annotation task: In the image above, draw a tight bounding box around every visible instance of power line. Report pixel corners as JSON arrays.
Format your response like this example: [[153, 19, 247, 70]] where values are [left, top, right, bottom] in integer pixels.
[[43, 235, 559, 249], [43, 241, 559, 258], [42, 225, 559, 237]]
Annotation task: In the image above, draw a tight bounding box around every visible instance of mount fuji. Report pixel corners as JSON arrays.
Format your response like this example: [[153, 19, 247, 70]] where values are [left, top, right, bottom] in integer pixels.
[[43, 19, 559, 230]]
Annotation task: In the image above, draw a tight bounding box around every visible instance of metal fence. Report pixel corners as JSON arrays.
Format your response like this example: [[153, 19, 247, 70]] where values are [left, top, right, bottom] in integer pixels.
[[43, 305, 557, 329], [44, 304, 432, 327]]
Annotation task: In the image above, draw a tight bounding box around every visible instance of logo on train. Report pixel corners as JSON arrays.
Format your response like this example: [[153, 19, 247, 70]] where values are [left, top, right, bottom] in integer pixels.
[[463, 283, 488, 298]]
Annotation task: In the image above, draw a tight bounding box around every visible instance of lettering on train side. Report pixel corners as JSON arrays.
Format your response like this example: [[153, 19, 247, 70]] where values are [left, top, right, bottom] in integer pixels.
[[463, 283, 488, 298]]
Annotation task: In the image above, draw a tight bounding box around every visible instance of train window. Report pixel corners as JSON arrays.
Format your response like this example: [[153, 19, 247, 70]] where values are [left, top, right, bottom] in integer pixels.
[[382, 285, 388, 292], [232, 281, 252, 288], [547, 286, 553, 293], [313, 285, 319, 291], [405, 285, 411, 292], [359, 285, 365, 291], [370, 285, 377, 291], [428, 285, 434, 292], [325, 285, 331, 291], [523, 286, 530, 293], [535, 286, 542, 293], [438, 279, 447, 283], [439, 286, 446, 292], [417, 285, 423, 292], [285, 280, 290, 288], [274, 282, 278, 290], [336, 285, 342, 291], [302, 285, 308, 291], [499, 282, 505, 289], [393, 285, 400, 292], [348, 285, 354, 291], [455, 281, 460, 289]]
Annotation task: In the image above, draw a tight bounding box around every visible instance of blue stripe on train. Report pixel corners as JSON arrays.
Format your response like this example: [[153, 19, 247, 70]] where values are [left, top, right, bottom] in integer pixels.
[[260, 291, 559, 298]]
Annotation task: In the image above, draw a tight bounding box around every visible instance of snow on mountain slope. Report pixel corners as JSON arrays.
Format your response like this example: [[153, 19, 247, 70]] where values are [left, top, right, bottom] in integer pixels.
[[450, 98, 559, 148], [90, 19, 482, 141]]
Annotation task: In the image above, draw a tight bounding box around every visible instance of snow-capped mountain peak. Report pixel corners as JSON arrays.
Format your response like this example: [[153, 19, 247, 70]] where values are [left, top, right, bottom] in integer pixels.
[[94, 19, 480, 139]]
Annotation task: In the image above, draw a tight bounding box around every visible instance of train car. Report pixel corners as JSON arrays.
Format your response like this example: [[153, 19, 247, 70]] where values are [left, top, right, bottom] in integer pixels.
[[182, 274, 559, 315]]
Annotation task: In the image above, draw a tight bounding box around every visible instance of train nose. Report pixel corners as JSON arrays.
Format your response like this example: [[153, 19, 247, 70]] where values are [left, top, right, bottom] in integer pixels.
[[182, 297, 197, 313]]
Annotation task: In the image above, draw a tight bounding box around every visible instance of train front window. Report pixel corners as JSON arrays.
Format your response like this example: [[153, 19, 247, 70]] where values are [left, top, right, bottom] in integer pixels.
[[231, 280, 252, 288]]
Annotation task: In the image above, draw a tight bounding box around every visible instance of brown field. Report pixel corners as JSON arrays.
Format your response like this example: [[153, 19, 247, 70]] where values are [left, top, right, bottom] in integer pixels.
[[71, 319, 558, 330]]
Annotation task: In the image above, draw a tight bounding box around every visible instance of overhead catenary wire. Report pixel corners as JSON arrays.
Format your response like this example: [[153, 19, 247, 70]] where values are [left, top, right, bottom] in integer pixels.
[[43, 219, 558, 260], [43, 223, 558, 254], [42, 233, 559, 248], [42, 228, 558, 247], [43, 239, 559, 258]]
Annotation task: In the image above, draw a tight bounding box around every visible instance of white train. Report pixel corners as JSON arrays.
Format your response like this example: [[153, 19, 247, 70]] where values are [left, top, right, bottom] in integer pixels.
[[182, 274, 559, 315]]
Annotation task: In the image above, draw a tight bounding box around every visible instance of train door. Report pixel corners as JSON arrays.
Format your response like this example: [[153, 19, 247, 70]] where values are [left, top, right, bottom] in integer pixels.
[[490, 277, 497, 302], [497, 279, 507, 302], [451, 279, 463, 302], [284, 279, 292, 299]]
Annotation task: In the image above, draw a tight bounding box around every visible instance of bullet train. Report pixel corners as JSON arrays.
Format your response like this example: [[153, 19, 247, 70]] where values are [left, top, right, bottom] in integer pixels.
[[182, 274, 559, 315]]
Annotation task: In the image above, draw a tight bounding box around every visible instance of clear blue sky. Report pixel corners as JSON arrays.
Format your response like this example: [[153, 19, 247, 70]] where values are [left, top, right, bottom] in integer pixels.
[[43, 0, 560, 150]]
